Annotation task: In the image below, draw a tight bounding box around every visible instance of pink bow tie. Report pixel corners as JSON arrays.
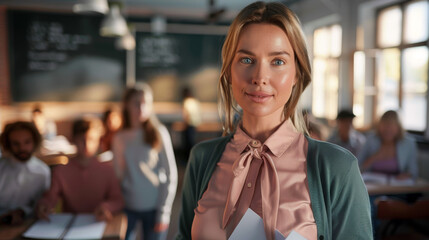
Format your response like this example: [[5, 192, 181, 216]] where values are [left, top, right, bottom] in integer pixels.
[[222, 140, 280, 240]]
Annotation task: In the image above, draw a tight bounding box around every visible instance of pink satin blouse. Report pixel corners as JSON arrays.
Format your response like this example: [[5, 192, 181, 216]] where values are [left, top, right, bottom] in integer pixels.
[[192, 119, 317, 240]]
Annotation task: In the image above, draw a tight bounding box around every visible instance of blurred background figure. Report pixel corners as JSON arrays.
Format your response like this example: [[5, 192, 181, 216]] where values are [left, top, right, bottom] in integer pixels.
[[100, 107, 122, 153], [31, 105, 76, 164], [302, 109, 328, 141], [181, 87, 201, 159], [31, 105, 57, 141], [112, 83, 177, 240], [327, 109, 366, 156], [36, 116, 124, 221], [0, 121, 50, 225], [358, 110, 418, 179]]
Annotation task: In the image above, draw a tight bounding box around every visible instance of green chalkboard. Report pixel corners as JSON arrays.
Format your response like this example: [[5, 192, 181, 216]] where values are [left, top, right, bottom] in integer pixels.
[[135, 32, 225, 102], [8, 10, 126, 102]]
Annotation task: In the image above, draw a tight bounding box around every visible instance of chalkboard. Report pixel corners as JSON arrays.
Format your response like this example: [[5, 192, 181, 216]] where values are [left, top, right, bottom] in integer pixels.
[[135, 32, 225, 102], [8, 10, 127, 102]]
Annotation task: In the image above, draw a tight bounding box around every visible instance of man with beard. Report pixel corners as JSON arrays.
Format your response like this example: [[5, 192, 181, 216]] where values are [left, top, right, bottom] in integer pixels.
[[0, 121, 50, 225]]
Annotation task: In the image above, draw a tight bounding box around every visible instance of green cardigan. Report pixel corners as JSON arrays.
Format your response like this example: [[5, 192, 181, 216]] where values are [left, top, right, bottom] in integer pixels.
[[177, 135, 373, 240]]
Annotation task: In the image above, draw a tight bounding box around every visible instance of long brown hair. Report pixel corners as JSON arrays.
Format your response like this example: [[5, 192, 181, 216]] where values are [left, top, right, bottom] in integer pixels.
[[218, 1, 311, 135], [122, 83, 162, 151]]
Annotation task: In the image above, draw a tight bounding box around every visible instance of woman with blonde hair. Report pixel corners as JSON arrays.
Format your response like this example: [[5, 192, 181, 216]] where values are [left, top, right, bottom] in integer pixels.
[[177, 2, 372, 240], [112, 83, 177, 240]]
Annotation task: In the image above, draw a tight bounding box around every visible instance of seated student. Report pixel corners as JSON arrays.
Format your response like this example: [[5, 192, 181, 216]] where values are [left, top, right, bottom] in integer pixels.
[[0, 121, 50, 225], [328, 109, 366, 156], [36, 116, 124, 221], [358, 110, 418, 179]]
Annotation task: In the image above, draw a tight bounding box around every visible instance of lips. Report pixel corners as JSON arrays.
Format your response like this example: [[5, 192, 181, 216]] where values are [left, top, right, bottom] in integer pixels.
[[245, 91, 273, 103]]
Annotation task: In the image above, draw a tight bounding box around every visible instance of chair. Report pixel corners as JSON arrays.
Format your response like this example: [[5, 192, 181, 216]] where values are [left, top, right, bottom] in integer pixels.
[[377, 198, 429, 240]]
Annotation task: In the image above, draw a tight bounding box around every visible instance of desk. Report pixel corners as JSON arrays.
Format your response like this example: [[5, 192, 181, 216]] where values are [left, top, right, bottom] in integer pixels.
[[0, 213, 126, 240], [366, 178, 429, 196]]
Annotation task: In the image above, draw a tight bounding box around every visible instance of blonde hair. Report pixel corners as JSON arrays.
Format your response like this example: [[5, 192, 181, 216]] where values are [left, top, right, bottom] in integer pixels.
[[218, 1, 311, 135]]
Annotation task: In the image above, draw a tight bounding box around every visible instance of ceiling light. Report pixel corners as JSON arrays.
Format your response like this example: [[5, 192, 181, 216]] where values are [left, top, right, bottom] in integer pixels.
[[116, 32, 136, 50], [73, 0, 109, 14], [151, 15, 166, 35], [100, 5, 128, 37]]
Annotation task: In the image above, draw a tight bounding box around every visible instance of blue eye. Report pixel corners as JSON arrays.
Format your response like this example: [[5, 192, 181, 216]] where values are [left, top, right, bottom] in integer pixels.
[[273, 59, 285, 65], [240, 57, 253, 64]]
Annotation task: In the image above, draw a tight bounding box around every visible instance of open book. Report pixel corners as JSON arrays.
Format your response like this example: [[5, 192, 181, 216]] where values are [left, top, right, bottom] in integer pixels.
[[23, 213, 106, 240]]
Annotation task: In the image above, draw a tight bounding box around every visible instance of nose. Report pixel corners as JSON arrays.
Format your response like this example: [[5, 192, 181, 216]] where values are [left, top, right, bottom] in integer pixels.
[[251, 61, 269, 85]]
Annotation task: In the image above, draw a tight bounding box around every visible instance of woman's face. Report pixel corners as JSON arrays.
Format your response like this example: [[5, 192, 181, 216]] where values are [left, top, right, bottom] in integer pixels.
[[379, 119, 399, 142], [230, 23, 297, 121], [126, 92, 151, 122]]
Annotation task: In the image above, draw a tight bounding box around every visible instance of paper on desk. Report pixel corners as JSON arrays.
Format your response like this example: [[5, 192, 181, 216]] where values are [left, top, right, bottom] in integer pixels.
[[361, 172, 388, 184], [23, 213, 73, 239], [228, 208, 307, 240], [361, 172, 415, 186], [389, 177, 415, 186], [64, 214, 106, 240]]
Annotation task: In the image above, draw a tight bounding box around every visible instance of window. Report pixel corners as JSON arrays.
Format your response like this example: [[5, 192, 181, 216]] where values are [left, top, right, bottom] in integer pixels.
[[312, 24, 342, 120], [375, 0, 428, 131]]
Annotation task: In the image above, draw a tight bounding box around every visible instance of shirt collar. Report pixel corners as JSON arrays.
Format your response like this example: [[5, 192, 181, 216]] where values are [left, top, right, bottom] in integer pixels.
[[231, 118, 301, 157]]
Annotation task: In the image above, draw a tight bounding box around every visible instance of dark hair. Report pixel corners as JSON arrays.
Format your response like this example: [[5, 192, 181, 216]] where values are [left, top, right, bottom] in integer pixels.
[[0, 121, 42, 153], [121, 83, 161, 150], [72, 116, 103, 139]]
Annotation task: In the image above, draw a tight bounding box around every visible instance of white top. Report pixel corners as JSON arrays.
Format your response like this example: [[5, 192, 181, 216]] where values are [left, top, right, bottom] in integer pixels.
[[112, 124, 178, 224], [0, 155, 51, 216]]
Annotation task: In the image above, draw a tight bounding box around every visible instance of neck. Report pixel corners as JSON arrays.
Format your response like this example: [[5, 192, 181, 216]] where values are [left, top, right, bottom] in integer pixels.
[[130, 118, 141, 129], [241, 114, 284, 142], [382, 139, 396, 146]]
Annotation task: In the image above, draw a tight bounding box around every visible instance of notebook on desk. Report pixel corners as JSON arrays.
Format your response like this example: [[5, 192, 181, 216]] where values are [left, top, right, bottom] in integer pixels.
[[22, 213, 106, 240]]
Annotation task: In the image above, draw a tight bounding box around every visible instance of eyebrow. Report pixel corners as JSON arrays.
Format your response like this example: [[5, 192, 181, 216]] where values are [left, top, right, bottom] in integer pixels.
[[236, 49, 291, 57]]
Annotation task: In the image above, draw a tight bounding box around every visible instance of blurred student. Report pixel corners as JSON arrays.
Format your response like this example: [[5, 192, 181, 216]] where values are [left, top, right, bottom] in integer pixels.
[[36, 116, 124, 221], [100, 107, 122, 153], [328, 109, 366, 156], [0, 121, 50, 225], [358, 110, 418, 179], [32, 105, 76, 158], [181, 87, 202, 159], [112, 83, 178, 240], [32, 105, 57, 141]]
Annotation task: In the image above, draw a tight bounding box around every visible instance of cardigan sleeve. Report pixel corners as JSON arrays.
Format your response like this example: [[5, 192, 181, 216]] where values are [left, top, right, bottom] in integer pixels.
[[176, 147, 199, 240], [331, 154, 373, 239]]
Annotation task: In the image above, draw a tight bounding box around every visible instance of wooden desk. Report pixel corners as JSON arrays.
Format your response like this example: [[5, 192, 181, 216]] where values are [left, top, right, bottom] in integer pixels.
[[0, 213, 126, 240], [366, 178, 429, 196]]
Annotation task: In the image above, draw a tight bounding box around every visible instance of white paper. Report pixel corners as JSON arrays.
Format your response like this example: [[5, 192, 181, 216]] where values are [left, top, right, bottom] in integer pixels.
[[23, 213, 73, 239], [64, 214, 106, 240], [389, 177, 415, 186], [286, 230, 307, 240], [228, 208, 307, 240], [229, 208, 266, 240], [361, 172, 388, 184]]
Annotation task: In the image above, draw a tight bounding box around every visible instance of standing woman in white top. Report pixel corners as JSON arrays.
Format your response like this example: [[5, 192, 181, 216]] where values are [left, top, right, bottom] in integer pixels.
[[112, 83, 178, 240]]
